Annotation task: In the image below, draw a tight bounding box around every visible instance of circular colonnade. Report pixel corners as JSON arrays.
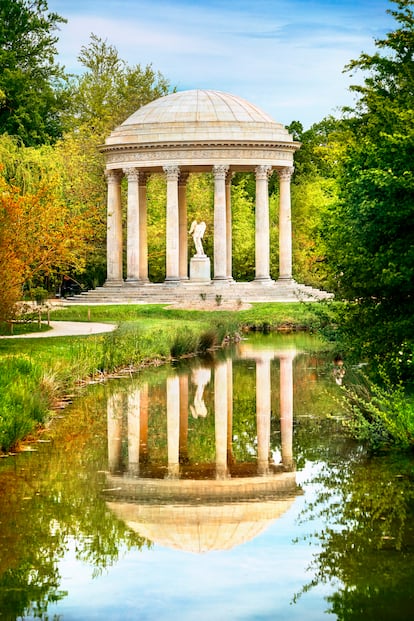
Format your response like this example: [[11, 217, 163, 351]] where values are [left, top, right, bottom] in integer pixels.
[[101, 89, 300, 289]]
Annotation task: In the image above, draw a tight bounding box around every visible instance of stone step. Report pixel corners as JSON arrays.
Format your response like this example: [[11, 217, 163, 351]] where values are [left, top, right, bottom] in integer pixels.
[[66, 281, 332, 305]]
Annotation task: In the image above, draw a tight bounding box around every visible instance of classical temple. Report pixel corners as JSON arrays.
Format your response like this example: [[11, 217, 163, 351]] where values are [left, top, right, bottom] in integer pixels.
[[104, 343, 301, 553], [78, 89, 330, 304]]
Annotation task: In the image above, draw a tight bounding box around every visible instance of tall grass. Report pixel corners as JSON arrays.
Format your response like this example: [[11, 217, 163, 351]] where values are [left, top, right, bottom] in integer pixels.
[[0, 356, 53, 451]]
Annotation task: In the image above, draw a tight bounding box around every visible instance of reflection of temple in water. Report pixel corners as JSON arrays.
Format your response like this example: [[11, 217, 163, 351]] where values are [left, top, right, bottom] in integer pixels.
[[105, 344, 302, 553]]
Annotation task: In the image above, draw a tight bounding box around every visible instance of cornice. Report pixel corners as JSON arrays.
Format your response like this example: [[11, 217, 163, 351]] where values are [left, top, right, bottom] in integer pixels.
[[99, 140, 300, 154]]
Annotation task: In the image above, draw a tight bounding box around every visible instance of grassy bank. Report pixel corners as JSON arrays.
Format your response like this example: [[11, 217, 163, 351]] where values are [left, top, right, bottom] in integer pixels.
[[0, 301, 336, 453]]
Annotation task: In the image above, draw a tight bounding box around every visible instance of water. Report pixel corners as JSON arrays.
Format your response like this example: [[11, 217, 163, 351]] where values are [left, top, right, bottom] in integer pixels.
[[0, 334, 413, 621]]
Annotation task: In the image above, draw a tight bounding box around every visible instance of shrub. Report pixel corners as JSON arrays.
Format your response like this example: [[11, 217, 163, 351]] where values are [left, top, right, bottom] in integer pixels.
[[342, 371, 414, 452]]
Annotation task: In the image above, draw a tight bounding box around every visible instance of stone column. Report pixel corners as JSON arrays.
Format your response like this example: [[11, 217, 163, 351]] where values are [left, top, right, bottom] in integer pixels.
[[163, 165, 180, 284], [107, 393, 123, 473], [213, 164, 229, 281], [127, 388, 140, 475], [140, 383, 149, 461], [166, 375, 180, 478], [225, 171, 233, 280], [179, 374, 189, 462], [255, 165, 272, 284], [256, 357, 271, 475], [124, 168, 140, 283], [214, 361, 228, 478], [139, 174, 149, 282], [277, 167, 294, 281], [105, 170, 123, 285], [280, 352, 294, 469], [227, 358, 234, 465], [178, 173, 189, 280]]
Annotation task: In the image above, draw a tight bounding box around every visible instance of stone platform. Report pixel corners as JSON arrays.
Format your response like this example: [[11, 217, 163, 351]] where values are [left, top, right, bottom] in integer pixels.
[[67, 280, 333, 305]]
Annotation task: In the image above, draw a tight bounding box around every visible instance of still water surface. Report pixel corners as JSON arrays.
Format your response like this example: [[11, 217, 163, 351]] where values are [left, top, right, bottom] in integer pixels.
[[0, 334, 413, 620]]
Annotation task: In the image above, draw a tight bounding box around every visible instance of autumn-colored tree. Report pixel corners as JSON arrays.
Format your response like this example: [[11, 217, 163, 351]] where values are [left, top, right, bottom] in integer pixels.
[[0, 154, 93, 320]]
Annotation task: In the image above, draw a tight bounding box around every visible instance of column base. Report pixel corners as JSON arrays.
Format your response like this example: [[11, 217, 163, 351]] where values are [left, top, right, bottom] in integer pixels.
[[253, 277, 274, 286], [212, 276, 231, 285], [124, 278, 141, 286], [164, 277, 181, 286], [276, 277, 295, 285], [104, 279, 124, 287]]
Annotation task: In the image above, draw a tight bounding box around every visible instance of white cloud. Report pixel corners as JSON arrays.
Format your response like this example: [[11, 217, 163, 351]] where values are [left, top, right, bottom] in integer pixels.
[[50, 0, 393, 128]]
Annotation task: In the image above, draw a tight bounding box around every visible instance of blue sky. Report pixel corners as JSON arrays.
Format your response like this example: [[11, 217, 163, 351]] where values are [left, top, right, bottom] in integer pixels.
[[48, 0, 394, 128]]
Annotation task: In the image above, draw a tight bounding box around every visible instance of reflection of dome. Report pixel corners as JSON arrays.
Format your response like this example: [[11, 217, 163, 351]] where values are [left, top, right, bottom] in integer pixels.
[[105, 89, 293, 146], [107, 498, 296, 553], [105, 472, 300, 553]]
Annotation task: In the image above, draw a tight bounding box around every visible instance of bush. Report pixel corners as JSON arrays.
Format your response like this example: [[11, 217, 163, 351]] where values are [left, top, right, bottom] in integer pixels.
[[342, 370, 414, 452]]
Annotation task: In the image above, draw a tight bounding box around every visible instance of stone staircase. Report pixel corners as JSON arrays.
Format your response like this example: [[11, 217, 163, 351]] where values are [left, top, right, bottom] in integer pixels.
[[67, 280, 333, 305]]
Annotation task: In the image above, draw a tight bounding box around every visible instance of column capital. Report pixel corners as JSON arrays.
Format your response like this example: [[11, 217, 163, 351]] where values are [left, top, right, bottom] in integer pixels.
[[277, 166, 294, 181], [163, 165, 180, 181], [255, 164, 272, 180], [213, 164, 229, 180], [123, 167, 140, 182], [105, 169, 123, 184]]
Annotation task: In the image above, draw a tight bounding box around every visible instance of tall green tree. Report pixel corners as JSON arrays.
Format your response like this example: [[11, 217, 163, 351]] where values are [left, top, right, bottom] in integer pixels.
[[0, 0, 70, 145], [324, 0, 414, 370], [68, 34, 172, 140]]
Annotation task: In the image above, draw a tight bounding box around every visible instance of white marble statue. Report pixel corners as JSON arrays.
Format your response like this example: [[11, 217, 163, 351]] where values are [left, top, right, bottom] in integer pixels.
[[189, 220, 206, 257], [190, 366, 211, 418]]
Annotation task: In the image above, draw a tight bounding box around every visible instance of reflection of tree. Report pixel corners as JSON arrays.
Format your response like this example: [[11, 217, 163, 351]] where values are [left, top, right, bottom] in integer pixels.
[[0, 384, 149, 619], [296, 454, 414, 620]]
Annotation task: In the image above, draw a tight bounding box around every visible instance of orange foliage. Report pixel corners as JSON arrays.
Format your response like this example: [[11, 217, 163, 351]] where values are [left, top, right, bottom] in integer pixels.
[[0, 167, 92, 320]]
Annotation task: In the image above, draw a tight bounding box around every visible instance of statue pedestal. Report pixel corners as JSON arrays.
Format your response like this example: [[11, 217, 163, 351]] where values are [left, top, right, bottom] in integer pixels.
[[189, 256, 211, 282]]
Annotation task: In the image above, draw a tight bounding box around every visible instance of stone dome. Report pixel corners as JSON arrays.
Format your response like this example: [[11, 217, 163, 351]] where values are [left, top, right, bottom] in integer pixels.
[[105, 89, 295, 147], [107, 498, 296, 553]]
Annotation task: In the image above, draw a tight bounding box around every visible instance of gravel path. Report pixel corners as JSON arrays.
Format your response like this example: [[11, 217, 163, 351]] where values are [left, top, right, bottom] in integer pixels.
[[0, 321, 117, 339]]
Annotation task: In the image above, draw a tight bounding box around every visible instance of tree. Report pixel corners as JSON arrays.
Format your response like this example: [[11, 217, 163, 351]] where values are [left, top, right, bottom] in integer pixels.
[[0, 138, 95, 320], [67, 34, 172, 140], [323, 0, 414, 371], [0, 0, 71, 145]]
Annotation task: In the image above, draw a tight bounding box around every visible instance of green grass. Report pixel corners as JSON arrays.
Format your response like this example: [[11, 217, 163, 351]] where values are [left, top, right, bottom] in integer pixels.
[[0, 301, 334, 453]]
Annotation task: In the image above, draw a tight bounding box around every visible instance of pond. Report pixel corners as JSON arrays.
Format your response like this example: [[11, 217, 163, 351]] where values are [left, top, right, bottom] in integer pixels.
[[0, 333, 413, 621]]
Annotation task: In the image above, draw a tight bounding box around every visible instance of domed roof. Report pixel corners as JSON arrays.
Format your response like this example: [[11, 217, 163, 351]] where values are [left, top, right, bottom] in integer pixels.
[[123, 89, 276, 125], [105, 89, 293, 146], [107, 498, 296, 553]]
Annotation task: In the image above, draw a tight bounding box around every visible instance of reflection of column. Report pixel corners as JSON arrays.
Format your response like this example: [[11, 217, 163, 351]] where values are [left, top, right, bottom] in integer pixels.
[[105, 170, 123, 284], [277, 167, 294, 281], [127, 388, 140, 475], [214, 361, 228, 478], [167, 376, 180, 478], [225, 172, 233, 280], [255, 165, 272, 283], [227, 358, 234, 465], [140, 383, 149, 460], [280, 353, 294, 469], [124, 168, 140, 282], [139, 173, 149, 282], [213, 164, 229, 281], [179, 374, 189, 462], [178, 173, 189, 280], [256, 358, 271, 475], [164, 165, 180, 283], [107, 393, 123, 473]]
